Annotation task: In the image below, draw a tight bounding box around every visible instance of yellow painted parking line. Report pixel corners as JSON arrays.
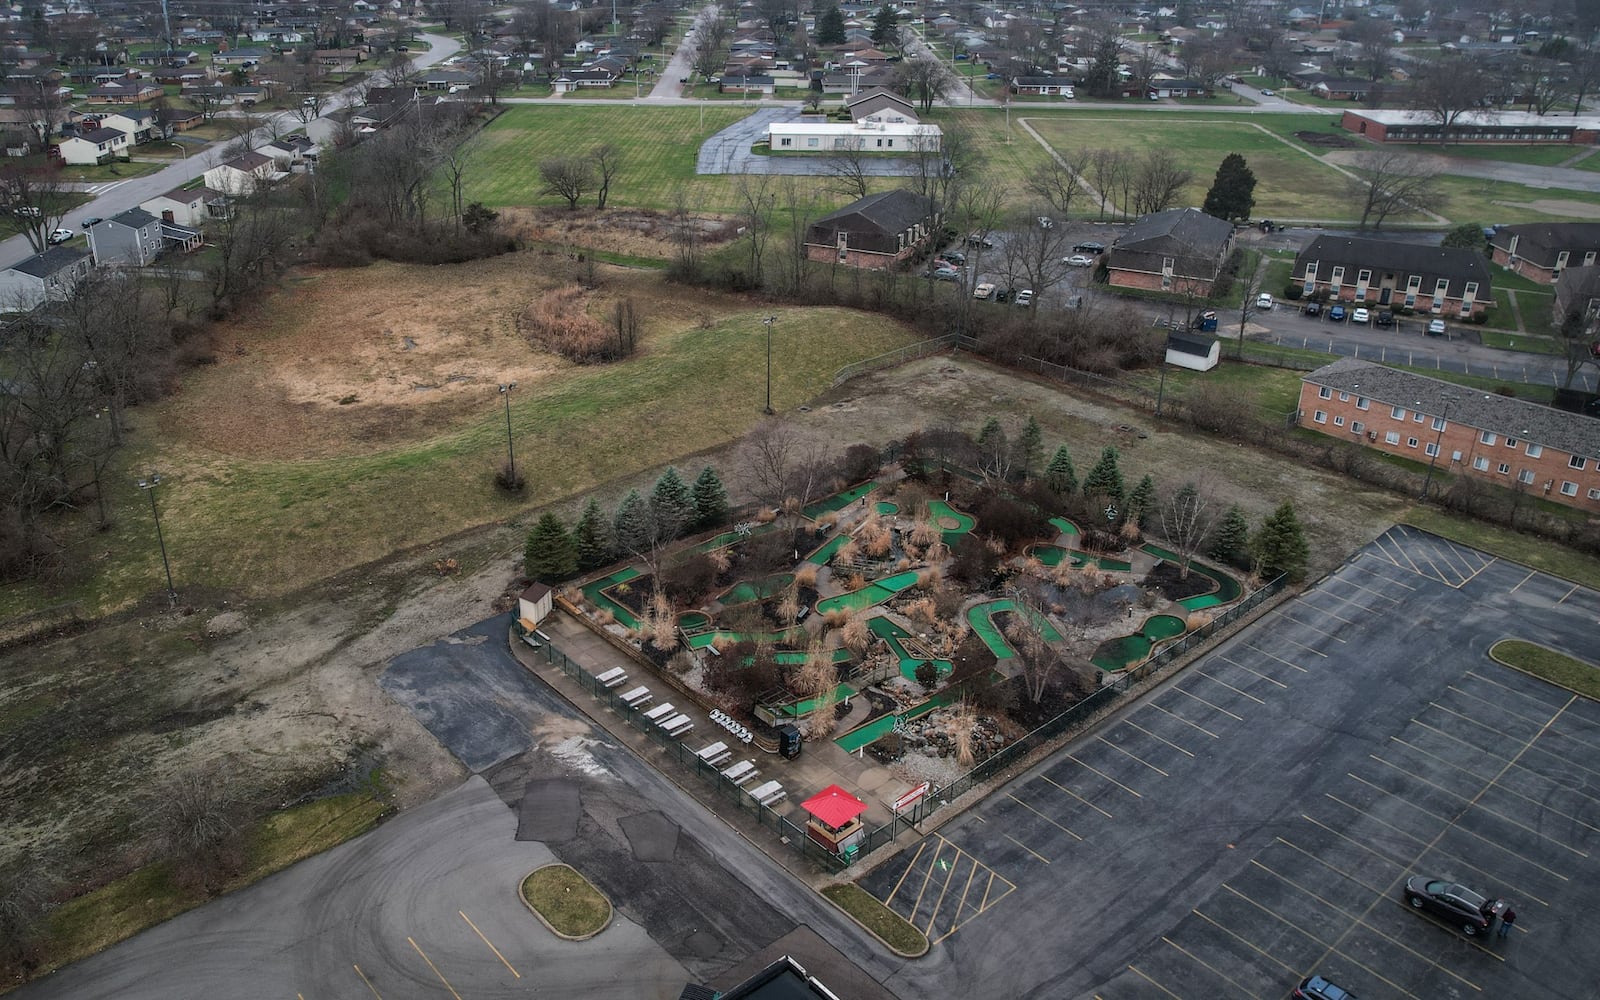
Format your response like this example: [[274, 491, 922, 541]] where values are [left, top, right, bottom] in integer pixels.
[[1422, 701, 1516, 742], [1096, 735, 1170, 776], [1039, 773, 1115, 818], [1361, 758, 1593, 857], [907, 839, 953, 920], [1253, 632, 1329, 659], [459, 911, 520, 980], [1067, 752, 1145, 798], [1189, 907, 1299, 975], [1445, 684, 1547, 727], [1126, 964, 1185, 998], [1002, 832, 1050, 864], [1267, 839, 1389, 895], [1146, 701, 1220, 738], [408, 938, 464, 1000], [1124, 718, 1197, 757], [1291, 601, 1359, 626], [884, 839, 930, 907], [1161, 936, 1264, 999], [1374, 534, 1425, 576], [1465, 668, 1570, 708], [1379, 741, 1600, 837], [353, 963, 383, 999], [1299, 812, 1410, 871], [1506, 570, 1535, 594], [1007, 792, 1084, 840], [1192, 668, 1267, 705], [1348, 560, 1417, 593], [1277, 612, 1350, 642], [923, 846, 964, 936], [1170, 684, 1245, 723], [1214, 653, 1289, 689], [1545, 721, 1600, 760]]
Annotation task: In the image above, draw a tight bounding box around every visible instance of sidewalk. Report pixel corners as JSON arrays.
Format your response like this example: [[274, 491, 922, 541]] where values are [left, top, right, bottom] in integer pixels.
[[510, 609, 923, 887]]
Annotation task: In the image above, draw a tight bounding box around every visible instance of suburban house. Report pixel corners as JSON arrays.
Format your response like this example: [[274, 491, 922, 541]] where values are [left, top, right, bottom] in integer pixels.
[[1165, 330, 1221, 371], [1553, 266, 1600, 340], [99, 108, 164, 145], [1011, 75, 1076, 95], [88, 80, 164, 104], [141, 185, 230, 227], [87, 208, 166, 266], [56, 126, 132, 165], [213, 47, 270, 66], [314, 48, 367, 69], [204, 149, 282, 195], [552, 67, 619, 92], [159, 107, 204, 132], [0, 246, 94, 308], [1297, 358, 1600, 513], [1106, 207, 1234, 296], [1312, 77, 1377, 100], [768, 88, 942, 153], [1340, 108, 1600, 145], [1293, 236, 1491, 317], [263, 135, 318, 172], [1490, 223, 1600, 285], [1147, 77, 1209, 98], [803, 189, 941, 269]]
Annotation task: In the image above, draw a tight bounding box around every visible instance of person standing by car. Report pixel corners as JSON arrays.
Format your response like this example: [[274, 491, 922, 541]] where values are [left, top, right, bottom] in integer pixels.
[[1499, 906, 1516, 938]]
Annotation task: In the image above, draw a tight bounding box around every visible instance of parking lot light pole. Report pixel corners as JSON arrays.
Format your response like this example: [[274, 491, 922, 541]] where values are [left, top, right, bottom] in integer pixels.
[[1419, 393, 1453, 500], [498, 382, 517, 483], [137, 473, 176, 606], [762, 315, 778, 414]]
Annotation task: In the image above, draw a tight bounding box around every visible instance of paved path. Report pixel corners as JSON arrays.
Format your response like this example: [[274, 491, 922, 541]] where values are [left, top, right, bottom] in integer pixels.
[[1325, 148, 1600, 197]]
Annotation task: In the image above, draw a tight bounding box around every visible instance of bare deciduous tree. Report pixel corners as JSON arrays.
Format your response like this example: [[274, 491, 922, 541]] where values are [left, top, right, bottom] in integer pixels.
[[540, 154, 595, 209], [735, 173, 776, 285], [1345, 148, 1444, 231], [1157, 480, 1223, 579], [893, 52, 955, 113], [1409, 55, 1493, 137], [591, 143, 623, 210], [0, 166, 74, 254], [147, 764, 246, 892], [1131, 148, 1193, 215], [1026, 150, 1090, 219]]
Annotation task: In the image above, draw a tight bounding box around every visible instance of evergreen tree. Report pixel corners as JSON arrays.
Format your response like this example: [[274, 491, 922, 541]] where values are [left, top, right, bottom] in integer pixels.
[[650, 466, 696, 541], [1251, 501, 1309, 581], [817, 5, 846, 45], [1208, 504, 1250, 567], [1200, 153, 1257, 223], [613, 488, 653, 555], [869, 3, 898, 47], [1082, 446, 1125, 509], [1018, 416, 1043, 477], [692, 466, 730, 530], [1440, 221, 1488, 252], [574, 498, 611, 570], [1045, 445, 1078, 496], [524, 512, 577, 583], [1127, 473, 1157, 530]]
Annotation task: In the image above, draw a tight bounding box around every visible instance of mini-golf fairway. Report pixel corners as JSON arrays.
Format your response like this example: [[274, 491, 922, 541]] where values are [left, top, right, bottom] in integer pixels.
[[966, 598, 1064, 658], [1091, 613, 1187, 671], [834, 692, 955, 754], [816, 569, 925, 615], [927, 500, 975, 544], [581, 566, 644, 629], [1140, 543, 1242, 611]]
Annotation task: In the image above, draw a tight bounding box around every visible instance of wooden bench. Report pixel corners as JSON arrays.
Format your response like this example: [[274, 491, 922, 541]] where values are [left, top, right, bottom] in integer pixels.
[[721, 760, 758, 785], [594, 666, 627, 688], [643, 702, 676, 722], [749, 780, 786, 807], [619, 686, 652, 708], [661, 714, 694, 737]]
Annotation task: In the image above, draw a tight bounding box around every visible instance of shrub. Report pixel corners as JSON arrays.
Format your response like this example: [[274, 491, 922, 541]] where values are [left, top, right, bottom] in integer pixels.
[[840, 443, 881, 483], [518, 286, 638, 364], [914, 661, 940, 688]]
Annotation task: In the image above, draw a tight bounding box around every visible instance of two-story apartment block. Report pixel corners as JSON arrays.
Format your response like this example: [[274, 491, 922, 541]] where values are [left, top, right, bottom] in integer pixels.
[[803, 189, 940, 269], [1298, 358, 1600, 513], [1292, 236, 1491, 317], [1106, 208, 1234, 296], [1490, 223, 1600, 285]]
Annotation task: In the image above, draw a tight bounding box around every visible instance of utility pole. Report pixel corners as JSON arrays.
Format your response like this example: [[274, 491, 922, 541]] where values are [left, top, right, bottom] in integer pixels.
[[137, 473, 176, 606], [499, 382, 517, 485], [762, 315, 778, 414], [1419, 393, 1454, 500]]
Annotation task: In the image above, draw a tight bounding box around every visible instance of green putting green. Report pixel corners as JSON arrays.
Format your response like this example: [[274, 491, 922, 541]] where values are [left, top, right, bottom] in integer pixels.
[[1027, 544, 1132, 572], [1090, 613, 1188, 671], [803, 481, 878, 518], [927, 500, 976, 544], [806, 534, 849, 565], [1050, 516, 1081, 537], [685, 626, 804, 649], [867, 615, 953, 680], [1139, 543, 1242, 608], [965, 599, 1064, 659], [768, 647, 855, 666], [774, 681, 857, 719], [834, 692, 954, 753], [720, 573, 794, 606], [875, 501, 899, 515], [816, 569, 925, 615], [678, 611, 710, 630], [581, 566, 643, 629]]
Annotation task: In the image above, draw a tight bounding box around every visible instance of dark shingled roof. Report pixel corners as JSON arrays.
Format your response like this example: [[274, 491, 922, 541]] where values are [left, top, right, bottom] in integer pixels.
[[1303, 359, 1600, 462], [1116, 207, 1232, 256], [1294, 235, 1490, 287], [108, 207, 158, 228], [1167, 330, 1218, 356], [7, 245, 89, 278], [1491, 223, 1600, 268], [812, 189, 936, 237]]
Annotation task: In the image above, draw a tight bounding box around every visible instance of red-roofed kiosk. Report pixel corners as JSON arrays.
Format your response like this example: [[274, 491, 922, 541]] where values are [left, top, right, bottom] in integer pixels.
[[800, 784, 867, 854]]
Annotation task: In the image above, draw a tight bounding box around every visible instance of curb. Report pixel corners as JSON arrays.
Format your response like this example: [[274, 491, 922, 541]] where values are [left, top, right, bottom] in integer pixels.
[[519, 864, 612, 942], [818, 885, 930, 959], [1486, 638, 1598, 700]]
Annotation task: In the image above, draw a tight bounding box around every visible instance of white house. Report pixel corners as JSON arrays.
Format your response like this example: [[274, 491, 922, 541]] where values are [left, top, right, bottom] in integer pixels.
[[0, 246, 93, 309], [56, 126, 130, 165], [98, 108, 163, 145], [767, 88, 942, 154], [140, 184, 229, 228], [203, 149, 281, 195]]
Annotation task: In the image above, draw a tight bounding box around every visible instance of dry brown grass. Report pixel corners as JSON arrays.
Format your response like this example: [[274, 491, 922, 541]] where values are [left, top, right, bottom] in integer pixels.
[[517, 285, 620, 364], [794, 563, 819, 589]]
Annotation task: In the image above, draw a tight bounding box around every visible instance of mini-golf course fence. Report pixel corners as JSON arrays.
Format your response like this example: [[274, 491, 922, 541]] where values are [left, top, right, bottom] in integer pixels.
[[831, 334, 959, 387]]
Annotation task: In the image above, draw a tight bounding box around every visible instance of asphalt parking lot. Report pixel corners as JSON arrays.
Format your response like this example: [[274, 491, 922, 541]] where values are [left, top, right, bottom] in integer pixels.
[[869, 525, 1600, 1000]]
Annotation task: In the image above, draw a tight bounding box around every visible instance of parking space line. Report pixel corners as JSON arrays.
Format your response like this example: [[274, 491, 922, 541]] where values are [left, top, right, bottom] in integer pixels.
[[1170, 684, 1245, 722], [1444, 683, 1550, 727], [1379, 742, 1600, 836], [1161, 936, 1265, 999], [1192, 669, 1267, 705], [923, 847, 964, 936], [884, 840, 929, 907], [1067, 753, 1145, 798], [1506, 570, 1536, 594], [1039, 773, 1115, 818], [1299, 813, 1409, 870], [408, 937, 464, 1000], [1268, 839, 1390, 894], [1007, 792, 1084, 841], [1189, 907, 1300, 975], [1556, 583, 1579, 604], [1214, 653, 1289, 689], [1290, 601, 1359, 626], [1096, 735, 1170, 776], [1464, 669, 1572, 711], [353, 964, 382, 999], [1358, 760, 1591, 858], [1253, 633, 1329, 658], [1146, 701, 1220, 738], [1545, 721, 1600, 759], [1125, 964, 1184, 998], [1002, 832, 1050, 864], [1237, 643, 1311, 673], [1459, 556, 1497, 589], [905, 841, 946, 921], [459, 911, 520, 979], [1421, 701, 1522, 743], [1348, 557, 1418, 592], [1123, 718, 1197, 757], [1316, 580, 1403, 606], [1278, 611, 1350, 641]]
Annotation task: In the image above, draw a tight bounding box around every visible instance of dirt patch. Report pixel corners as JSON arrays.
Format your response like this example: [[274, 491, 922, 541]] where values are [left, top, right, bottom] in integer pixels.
[[1295, 130, 1357, 149], [1492, 198, 1600, 220], [500, 206, 740, 261]]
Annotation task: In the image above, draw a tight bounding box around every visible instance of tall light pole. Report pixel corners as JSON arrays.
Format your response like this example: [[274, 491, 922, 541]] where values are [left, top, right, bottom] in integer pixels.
[[498, 382, 517, 484], [137, 473, 176, 606], [1419, 392, 1453, 501], [762, 315, 778, 415]]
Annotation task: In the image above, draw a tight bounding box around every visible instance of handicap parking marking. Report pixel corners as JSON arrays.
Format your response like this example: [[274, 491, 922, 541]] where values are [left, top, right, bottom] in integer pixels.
[[876, 834, 1018, 942]]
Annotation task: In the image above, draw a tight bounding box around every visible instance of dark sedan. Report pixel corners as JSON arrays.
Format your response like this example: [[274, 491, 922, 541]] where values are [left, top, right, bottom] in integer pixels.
[[1294, 975, 1357, 1000], [1404, 876, 1505, 936], [1303, 301, 1323, 317], [1374, 310, 1395, 328]]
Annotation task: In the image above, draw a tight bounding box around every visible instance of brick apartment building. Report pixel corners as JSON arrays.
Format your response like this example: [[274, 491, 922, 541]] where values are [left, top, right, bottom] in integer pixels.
[[1105, 207, 1234, 296], [1490, 223, 1600, 285], [1293, 236, 1491, 318], [1340, 108, 1600, 145], [1298, 359, 1600, 513], [803, 189, 940, 270]]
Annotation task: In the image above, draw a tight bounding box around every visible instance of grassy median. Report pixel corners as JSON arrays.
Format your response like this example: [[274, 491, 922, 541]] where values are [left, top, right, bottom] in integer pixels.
[[822, 883, 928, 956], [1489, 640, 1600, 700], [521, 865, 611, 938]]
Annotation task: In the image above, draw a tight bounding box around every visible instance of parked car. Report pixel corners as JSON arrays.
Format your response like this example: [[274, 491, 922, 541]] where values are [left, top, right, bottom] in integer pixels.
[[994, 287, 1013, 303], [1061, 87, 1075, 99], [1294, 975, 1357, 1000], [1256, 292, 1274, 311], [939, 249, 965, 265], [1072, 241, 1106, 254], [80, 216, 102, 229], [1374, 310, 1395, 328], [1328, 304, 1347, 322], [1013, 289, 1035, 307], [1260, 88, 1276, 96], [46, 228, 74, 244], [965, 233, 995, 248], [1064, 254, 1095, 267], [1303, 301, 1323, 317], [1351, 307, 1370, 324], [929, 266, 960, 282], [1427, 318, 1447, 336], [1404, 875, 1504, 936], [973, 282, 996, 300]]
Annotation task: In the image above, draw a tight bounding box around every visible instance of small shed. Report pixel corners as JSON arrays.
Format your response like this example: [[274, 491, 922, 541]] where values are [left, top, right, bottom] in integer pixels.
[[518, 582, 553, 634], [1166, 329, 1221, 372], [800, 784, 868, 855]]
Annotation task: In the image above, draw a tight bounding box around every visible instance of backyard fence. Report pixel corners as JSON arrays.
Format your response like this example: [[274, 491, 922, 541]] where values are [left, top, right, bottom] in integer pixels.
[[831, 334, 959, 387]]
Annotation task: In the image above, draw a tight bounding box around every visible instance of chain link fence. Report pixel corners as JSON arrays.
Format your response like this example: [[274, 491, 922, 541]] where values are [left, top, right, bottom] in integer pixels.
[[831, 335, 959, 387]]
